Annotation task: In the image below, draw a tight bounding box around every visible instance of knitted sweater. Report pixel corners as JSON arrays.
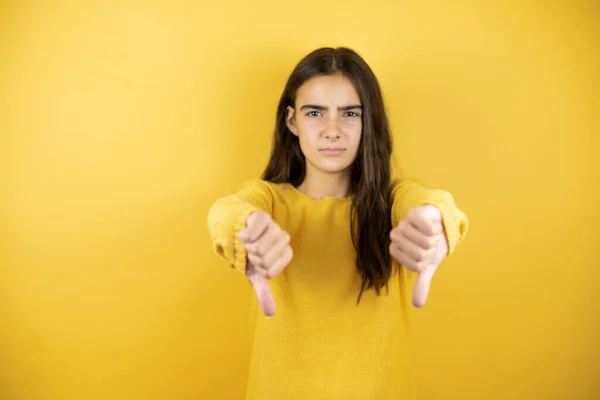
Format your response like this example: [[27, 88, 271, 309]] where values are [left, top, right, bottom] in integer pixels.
[[207, 179, 468, 399]]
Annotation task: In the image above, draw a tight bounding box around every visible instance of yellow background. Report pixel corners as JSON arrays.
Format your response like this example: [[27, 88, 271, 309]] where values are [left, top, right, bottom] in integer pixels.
[[1, 1, 598, 399]]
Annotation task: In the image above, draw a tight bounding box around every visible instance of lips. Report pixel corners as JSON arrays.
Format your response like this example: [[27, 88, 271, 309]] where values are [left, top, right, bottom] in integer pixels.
[[320, 147, 345, 156]]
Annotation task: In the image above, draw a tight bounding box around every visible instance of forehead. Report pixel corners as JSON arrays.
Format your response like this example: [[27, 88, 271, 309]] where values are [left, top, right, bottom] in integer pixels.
[[295, 74, 361, 105]]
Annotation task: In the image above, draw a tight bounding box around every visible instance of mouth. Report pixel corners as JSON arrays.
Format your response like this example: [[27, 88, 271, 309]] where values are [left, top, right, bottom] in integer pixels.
[[319, 147, 346, 156]]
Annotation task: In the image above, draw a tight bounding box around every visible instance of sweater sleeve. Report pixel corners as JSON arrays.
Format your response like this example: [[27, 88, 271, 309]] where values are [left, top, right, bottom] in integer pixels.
[[207, 179, 274, 275], [391, 179, 468, 255]]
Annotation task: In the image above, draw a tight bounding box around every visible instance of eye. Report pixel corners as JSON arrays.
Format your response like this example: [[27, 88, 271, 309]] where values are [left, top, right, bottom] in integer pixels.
[[306, 111, 322, 117], [344, 111, 360, 117]]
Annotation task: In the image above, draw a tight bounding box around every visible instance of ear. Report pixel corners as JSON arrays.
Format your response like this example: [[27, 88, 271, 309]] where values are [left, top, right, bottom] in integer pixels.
[[286, 106, 298, 137]]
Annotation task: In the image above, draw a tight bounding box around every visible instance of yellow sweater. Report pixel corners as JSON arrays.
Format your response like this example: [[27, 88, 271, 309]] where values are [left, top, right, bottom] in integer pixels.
[[207, 179, 468, 400]]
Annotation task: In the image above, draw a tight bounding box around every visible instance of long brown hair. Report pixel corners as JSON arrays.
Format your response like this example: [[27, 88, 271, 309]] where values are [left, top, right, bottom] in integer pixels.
[[261, 47, 397, 304]]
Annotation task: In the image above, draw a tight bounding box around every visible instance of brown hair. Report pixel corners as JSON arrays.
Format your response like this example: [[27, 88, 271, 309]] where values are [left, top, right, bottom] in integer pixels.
[[261, 47, 397, 303]]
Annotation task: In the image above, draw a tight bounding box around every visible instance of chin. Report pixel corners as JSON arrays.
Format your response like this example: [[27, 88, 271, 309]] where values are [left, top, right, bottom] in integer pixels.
[[318, 160, 354, 174]]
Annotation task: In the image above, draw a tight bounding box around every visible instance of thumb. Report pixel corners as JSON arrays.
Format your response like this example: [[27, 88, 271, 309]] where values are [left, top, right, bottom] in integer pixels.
[[247, 271, 276, 317], [412, 263, 438, 308]]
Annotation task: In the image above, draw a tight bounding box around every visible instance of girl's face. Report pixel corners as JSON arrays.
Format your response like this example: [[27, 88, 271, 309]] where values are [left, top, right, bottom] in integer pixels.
[[286, 74, 362, 177]]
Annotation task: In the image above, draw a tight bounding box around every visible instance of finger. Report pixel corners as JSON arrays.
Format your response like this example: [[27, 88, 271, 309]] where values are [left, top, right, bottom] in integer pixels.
[[262, 232, 291, 270], [245, 223, 278, 256], [246, 255, 269, 279], [412, 263, 438, 308], [407, 206, 442, 237], [239, 213, 271, 243], [252, 223, 282, 256], [389, 220, 408, 242], [266, 246, 293, 279], [389, 243, 427, 273], [248, 271, 276, 317], [247, 252, 267, 273], [391, 233, 434, 263], [396, 221, 439, 251]]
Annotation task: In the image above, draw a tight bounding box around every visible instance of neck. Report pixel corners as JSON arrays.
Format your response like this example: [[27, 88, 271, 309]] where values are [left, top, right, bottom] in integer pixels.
[[297, 168, 351, 200]]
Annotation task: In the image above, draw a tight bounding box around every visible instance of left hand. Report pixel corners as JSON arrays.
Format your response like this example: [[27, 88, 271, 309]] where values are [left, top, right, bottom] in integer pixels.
[[389, 205, 448, 308]]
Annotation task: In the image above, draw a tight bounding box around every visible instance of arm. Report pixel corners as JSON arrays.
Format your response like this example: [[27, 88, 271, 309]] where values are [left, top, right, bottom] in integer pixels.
[[391, 179, 468, 255], [207, 179, 274, 275], [390, 178, 469, 308]]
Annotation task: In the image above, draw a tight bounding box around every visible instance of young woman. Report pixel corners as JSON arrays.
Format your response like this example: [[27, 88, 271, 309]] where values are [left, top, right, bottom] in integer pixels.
[[207, 47, 468, 400]]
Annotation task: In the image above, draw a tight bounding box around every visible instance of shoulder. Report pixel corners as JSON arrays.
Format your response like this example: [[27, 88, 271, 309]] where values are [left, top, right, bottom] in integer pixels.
[[229, 178, 272, 206], [390, 177, 423, 198], [238, 179, 288, 193], [237, 179, 273, 196], [237, 179, 295, 202]]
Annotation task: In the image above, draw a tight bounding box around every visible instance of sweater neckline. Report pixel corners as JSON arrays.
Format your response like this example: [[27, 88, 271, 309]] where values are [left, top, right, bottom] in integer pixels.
[[286, 184, 353, 204]]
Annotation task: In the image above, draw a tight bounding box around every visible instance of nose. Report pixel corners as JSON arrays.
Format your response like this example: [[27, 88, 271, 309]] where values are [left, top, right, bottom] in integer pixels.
[[323, 116, 341, 139]]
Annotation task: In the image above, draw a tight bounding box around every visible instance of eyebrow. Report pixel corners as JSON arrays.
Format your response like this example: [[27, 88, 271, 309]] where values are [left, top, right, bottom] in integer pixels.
[[299, 104, 363, 111]]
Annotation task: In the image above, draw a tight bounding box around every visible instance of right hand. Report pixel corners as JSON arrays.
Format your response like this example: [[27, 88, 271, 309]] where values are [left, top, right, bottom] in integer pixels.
[[238, 211, 293, 317]]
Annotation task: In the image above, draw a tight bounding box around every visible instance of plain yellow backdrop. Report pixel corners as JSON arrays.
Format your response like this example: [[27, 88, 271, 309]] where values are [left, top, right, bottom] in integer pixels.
[[1, 1, 598, 399]]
